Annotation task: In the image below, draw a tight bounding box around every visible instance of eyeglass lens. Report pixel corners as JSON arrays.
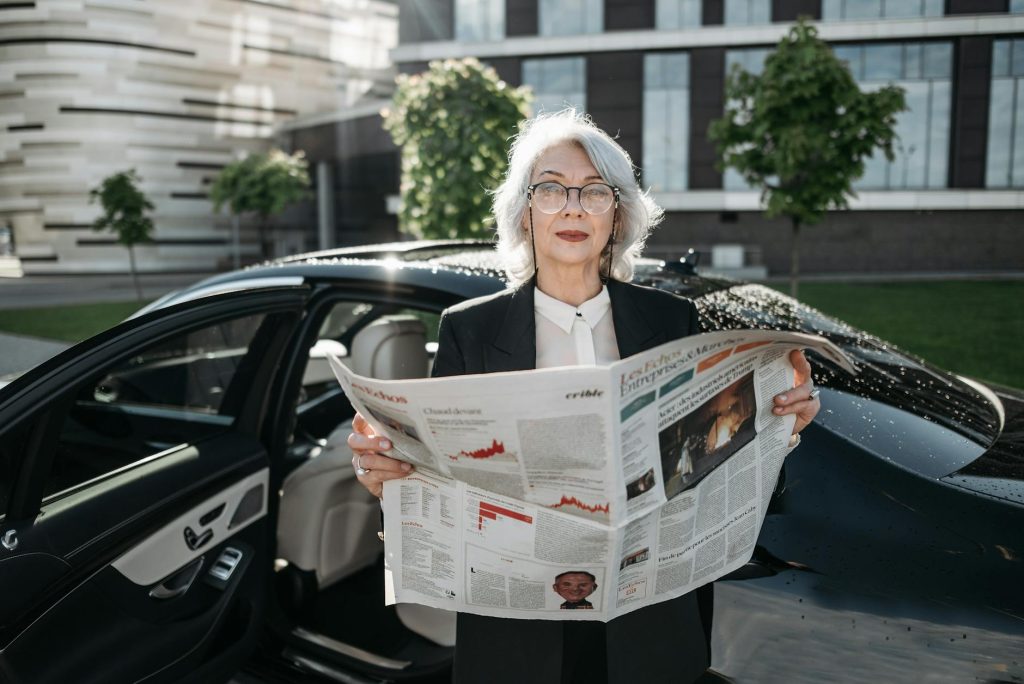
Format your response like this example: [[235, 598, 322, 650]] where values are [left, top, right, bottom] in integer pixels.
[[532, 182, 615, 215]]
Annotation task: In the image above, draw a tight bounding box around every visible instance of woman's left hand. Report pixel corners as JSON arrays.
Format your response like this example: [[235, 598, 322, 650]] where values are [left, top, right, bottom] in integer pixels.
[[773, 350, 820, 436]]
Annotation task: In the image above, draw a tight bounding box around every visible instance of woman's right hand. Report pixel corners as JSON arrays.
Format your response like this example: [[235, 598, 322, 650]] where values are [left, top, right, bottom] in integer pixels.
[[347, 412, 413, 499]]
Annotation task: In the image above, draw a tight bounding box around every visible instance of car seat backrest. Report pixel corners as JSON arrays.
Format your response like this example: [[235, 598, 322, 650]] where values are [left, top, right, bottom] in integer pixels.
[[351, 315, 428, 380]]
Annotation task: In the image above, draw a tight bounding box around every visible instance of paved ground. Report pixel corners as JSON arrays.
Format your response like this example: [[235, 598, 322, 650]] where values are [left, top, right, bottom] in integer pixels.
[[0, 332, 71, 378], [0, 273, 211, 379], [0, 273, 211, 310]]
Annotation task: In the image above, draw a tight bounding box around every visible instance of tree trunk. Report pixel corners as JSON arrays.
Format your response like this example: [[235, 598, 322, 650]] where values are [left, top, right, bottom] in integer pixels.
[[128, 244, 142, 302], [259, 217, 269, 260], [232, 214, 241, 270], [789, 218, 801, 299]]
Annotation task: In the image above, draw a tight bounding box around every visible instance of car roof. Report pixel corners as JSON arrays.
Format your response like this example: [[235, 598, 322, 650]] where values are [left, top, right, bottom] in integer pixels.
[[138, 240, 713, 315]]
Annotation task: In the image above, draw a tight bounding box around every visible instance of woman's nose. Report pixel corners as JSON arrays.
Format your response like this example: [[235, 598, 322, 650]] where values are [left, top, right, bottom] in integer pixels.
[[562, 187, 585, 215]]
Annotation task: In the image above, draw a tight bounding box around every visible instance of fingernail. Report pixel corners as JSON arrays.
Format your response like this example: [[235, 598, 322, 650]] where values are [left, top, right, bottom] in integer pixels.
[[401, 463, 412, 471], [778, 394, 788, 402], [774, 407, 784, 414], [379, 439, 390, 449]]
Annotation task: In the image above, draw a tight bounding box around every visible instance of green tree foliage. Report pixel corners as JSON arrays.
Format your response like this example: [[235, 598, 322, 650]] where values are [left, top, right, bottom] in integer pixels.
[[709, 19, 906, 296], [90, 169, 154, 300], [383, 58, 531, 239], [210, 149, 311, 259]]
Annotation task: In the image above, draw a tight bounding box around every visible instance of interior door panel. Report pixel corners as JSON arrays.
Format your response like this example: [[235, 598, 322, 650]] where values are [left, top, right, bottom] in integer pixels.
[[0, 437, 270, 683], [0, 288, 309, 683]]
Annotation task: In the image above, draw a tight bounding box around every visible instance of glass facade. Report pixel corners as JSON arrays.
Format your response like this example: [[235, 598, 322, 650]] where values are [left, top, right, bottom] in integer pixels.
[[539, 0, 602, 36], [834, 42, 952, 190], [822, 0, 942, 20], [723, 43, 951, 191], [643, 53, 690, 192], [522, 57, 586, 114], [723, 49, 770, 191], [455, 0, 504, 41], [1013, 0, 1024, 13], [724, 0, 770, 25], [986, 39, 1024, 188], [656, 0, 702, 29]]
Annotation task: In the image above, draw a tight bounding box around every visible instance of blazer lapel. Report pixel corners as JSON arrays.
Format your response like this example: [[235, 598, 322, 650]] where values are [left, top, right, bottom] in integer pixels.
[[608, 279, 665, 357], [484, 282, 536, 372]]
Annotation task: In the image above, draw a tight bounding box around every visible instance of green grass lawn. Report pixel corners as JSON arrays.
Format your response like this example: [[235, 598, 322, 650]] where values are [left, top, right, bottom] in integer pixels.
[[0, 281, 1020, 388], [777, 280, 1024, 390], [0, 301, 147, 343]]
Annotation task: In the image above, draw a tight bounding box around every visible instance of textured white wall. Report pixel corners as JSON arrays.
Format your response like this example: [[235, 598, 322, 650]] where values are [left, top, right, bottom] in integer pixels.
[[0, 0, 397, 273]]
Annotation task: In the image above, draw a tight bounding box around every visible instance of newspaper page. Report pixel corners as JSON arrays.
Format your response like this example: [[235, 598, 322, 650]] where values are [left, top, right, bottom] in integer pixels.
[[328, 330, 855, 622]]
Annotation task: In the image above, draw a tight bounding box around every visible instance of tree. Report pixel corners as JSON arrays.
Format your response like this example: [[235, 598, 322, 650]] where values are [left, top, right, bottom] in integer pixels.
[[709, 19, 906, 297], [90, 169, 154, 301], [210, 149, 311, 264], [383, 58, 531, 239]]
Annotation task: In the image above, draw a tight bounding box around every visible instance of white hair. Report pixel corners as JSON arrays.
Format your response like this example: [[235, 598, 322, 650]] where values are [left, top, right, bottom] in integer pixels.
[[492, 109, 664, 286]]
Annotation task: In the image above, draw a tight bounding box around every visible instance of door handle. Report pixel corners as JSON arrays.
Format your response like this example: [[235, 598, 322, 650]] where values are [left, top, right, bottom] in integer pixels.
[[150, 556, 204, 599]]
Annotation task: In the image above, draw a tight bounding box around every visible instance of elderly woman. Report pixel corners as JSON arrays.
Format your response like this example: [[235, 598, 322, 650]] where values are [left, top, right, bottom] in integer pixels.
[[348, 110, 820, 684]]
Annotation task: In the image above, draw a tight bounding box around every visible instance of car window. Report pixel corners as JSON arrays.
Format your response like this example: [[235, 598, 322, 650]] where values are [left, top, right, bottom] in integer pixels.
[[293, 300, 441, 446], [317, 302, 440, 346], [0, 419, 32, 519], [43, 313, 270, 501]]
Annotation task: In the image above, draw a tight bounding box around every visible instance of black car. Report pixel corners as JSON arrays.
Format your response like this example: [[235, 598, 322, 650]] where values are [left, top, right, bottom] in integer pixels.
[[0, 241, 1020, 684]]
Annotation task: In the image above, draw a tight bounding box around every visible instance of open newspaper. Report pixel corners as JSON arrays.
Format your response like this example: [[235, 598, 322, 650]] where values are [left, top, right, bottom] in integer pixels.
[[328, 329, 855, 622]]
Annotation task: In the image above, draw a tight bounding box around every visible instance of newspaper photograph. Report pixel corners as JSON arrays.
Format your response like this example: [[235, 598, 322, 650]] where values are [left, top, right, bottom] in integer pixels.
[[328, 329, 855, 621]]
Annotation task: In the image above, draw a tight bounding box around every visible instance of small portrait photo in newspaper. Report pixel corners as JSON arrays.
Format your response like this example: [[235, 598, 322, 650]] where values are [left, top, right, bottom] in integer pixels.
[[659, 370, 758, 500], [553, 570, 599, 610]]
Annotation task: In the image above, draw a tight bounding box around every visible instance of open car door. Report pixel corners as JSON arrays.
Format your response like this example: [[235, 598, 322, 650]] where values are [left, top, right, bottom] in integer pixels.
[[0, 286, 308, 684]]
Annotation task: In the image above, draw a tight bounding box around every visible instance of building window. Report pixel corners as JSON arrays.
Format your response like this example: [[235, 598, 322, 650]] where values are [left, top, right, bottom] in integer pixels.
[[723, 49, 771, 191], [455, 0, 504, 41], [724, 0, 770, 25], [656, 0, 701, 29], [723, 43, 951, 191], [986, 39, 1024, 188], [1012, 0, 1024, 14], [522, 57, 586, 114], [538, 0, 601, 36], [644, 53, 690, 192], [822, 0, 942, 20], [834, 42, 952, 190]]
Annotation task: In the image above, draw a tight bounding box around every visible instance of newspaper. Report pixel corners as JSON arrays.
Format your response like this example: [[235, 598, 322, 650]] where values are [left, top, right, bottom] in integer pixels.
[[328, 329, 855, 622]]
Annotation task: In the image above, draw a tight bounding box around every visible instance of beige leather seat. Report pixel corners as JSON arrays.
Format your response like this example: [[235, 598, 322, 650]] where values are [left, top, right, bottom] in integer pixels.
[[277, 314, 456, 646], [278, 315, 429, 588]]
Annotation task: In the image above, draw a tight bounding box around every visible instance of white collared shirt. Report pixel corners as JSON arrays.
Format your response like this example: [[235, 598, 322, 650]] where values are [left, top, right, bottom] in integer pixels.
[[534, 286, 620, 369]]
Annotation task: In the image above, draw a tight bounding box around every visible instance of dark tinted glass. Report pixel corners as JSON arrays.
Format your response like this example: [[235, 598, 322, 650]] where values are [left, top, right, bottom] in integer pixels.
[[0, 419, 32, 518], [44, 313, 268, 500]]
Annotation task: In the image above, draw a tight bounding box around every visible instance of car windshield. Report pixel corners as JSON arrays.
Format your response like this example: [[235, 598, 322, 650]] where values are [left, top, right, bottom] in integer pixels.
[[635, 273, 1001, 448]]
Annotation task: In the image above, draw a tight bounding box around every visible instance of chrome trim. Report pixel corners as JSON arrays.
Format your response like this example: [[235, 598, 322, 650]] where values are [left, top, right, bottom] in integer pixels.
[[130, 276, 306, 317], [291, 626, 412, 670], [283, 649, 378, 684]]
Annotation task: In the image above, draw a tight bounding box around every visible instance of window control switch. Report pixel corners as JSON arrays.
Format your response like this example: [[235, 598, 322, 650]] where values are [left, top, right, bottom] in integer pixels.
[[206, 547, 243, 587]]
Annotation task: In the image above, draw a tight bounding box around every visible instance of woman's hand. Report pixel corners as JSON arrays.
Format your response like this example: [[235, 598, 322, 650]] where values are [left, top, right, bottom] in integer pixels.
[[772, 350, 820, 436], [347, 412, 413, 499]]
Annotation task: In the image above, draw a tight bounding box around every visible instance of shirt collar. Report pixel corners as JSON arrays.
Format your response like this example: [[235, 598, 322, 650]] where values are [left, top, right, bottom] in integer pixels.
[[534, 285, 611, 334]]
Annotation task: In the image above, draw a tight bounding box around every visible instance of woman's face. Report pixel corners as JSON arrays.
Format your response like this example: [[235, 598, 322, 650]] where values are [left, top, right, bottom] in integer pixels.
[[525, 143, 615, 276]]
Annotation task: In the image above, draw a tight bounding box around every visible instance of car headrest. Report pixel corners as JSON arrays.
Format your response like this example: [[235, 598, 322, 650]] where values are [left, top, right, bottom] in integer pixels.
[[350, 315, 429, 379]]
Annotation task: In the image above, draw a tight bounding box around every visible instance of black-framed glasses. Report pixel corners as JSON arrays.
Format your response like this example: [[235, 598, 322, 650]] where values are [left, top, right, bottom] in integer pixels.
[[527, 182, 620, 215]]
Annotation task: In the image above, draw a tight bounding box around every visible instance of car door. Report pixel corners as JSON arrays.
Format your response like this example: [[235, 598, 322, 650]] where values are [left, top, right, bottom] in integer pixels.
[[0, 286, 309, 684]]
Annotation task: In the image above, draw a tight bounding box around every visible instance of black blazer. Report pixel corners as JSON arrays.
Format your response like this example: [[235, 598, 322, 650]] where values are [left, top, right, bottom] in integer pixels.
[[432, 279, 712, 684], [433, 278, 700, 377]]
